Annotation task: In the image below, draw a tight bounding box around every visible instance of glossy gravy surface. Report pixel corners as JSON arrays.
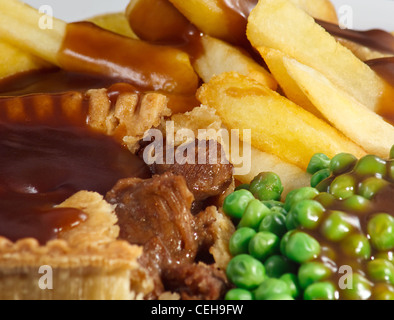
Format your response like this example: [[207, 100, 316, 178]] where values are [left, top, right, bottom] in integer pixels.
[[0, 93, 150, 244]]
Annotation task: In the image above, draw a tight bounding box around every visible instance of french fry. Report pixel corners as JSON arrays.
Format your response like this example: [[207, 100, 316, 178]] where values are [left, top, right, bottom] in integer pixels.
[[235, 142, 311, 198], [167, 104, 311, 197], [88, 13, 138, 39], [0, 0, 65, 65], [126, 0, 191, 43], [258, 47, 322, 118], [316, 20, 394, 61], [0, 41, 51, 80], [194, 35, 277, 90], [197, 71, 366, 170], [126, 0, 277, 90], [290, 0, 337, 23], [0, 0, 200, 95], [336, 37, 393, 61], [168, 0, 338, 45], [168, 0, 236, 44], [247, 0, 394, 112], [282, 55, 394, 158]]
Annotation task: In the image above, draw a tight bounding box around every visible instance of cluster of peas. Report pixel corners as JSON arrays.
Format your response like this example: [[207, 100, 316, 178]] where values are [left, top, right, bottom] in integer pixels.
[[223, 146, 394, 300]]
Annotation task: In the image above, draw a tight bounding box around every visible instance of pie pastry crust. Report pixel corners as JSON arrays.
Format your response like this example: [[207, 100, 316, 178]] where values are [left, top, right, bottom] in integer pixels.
[[0, 88, 171, 300]]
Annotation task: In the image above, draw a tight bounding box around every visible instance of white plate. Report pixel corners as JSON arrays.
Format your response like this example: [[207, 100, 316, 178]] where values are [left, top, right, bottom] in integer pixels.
[[23, 0, 394, 32]]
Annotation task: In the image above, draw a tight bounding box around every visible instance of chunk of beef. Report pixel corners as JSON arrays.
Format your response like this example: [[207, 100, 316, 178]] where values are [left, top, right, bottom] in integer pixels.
[[137, 237, 172, 298], [105, 172, 232, 300], [141, 139, 234, 203], [106, 173, 198, 264], [162, 262, 229, 300]]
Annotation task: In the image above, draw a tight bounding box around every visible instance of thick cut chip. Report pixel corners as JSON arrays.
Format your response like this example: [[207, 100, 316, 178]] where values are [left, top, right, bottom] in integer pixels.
[[0, 0, 66, 65], [125, 0, 277, 90], [0, 41, 51, 80], [235, 141, 311, 198], [194, 35, 277, 90], [126, 0, 191, 43], [290, 0, 337, 23], [0, 0, 199, 95], [282, 56, 394, 158], [164, 104, 310, 197], [258, 47, 322, 118], [336, 37, 393, 61], [247, 0, 394, 112], [88, 12, 138, 39], [168, 0, 337, 45], [197, 72, 366, 170], [168, 0, 240, 44]]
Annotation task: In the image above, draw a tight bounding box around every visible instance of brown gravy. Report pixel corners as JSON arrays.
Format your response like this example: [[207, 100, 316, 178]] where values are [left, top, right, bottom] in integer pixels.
[[216, 0, 257, 46], [0, 68, 121, 96], [316, 19, 394, 55], [0, 93, 150, 244], [366, 57, 394, 87], [310, 168, 394, 300], [57, 22, 199, 95]]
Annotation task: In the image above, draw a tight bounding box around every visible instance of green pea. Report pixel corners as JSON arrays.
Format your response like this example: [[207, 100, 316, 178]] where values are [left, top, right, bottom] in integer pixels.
[[298, 262, 331, 289], [264, 293, 294, 300], [284, 231, 321, 264], [284, 187, 319, 212], [304, 282, 337, 300], [261, 200, 285, 210], [316, 176, 334, 193], [223, 189, 255, 219], [329, 153, 358, 176], [280, 273, 301, 299], [367, 259, 394, 285], [342, 195, 371, 213], [313, 192, 336, 208], [285, 211, 300, 231], [224, 288, 254, 300], [290, 199, 325, 230], [368, 213, 394, 251], [235, 184, 250, 191], [320, 245, 337, 262], [248, 231, 280, 262], [270, 205, 288, 216], [249, 172, 284, 201], [372, 283, 394, 300], [341, 273, 372, 301], [280, 230, 296, 256], [238, 199, 270, 230], [229, 227, 257, 256], [330, 174, 356, 199], [254, 278, 292, 300], [264, 255, 298, 278], [358, 177, 388, 200], [354, 154, 387, 177], [341, 234, 371, 260], [259, 211, 287, 237], [226, 254, 266, 290], [311, 168, 331, 188], [320, 210, 352, 242], [388, 160, 394, 181], [375, 251, 394, 262], [307, 153, 331, 175]]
